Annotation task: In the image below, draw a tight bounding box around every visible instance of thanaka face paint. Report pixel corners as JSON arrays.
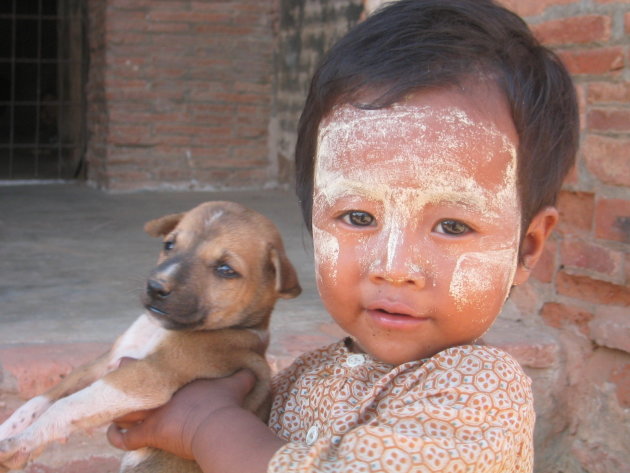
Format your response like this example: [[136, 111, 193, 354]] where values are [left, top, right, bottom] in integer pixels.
[[311, 85, 522, 365]]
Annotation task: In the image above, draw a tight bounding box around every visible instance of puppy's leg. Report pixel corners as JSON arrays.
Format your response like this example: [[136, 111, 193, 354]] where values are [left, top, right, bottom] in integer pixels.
[[239, 353, 272, 421], [0, 314, 163, 444], [0, 351, 112, 441], [0, 314, 164, 443], [0, 356, 178, 470]]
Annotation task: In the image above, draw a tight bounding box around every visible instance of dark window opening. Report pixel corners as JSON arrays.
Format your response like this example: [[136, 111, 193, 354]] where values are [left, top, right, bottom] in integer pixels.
[[0, 0, 86, 180]]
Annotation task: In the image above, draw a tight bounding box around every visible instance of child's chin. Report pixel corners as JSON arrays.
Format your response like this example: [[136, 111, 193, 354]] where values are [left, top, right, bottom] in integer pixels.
[[365, 344, 433, 365]]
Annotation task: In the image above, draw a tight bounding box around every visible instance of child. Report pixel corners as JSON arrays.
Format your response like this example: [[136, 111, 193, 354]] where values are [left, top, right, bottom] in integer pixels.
[[107, 0, 579, 471]]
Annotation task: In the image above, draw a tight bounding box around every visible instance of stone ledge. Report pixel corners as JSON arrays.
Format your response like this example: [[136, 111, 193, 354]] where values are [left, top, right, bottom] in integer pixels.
[[0, 319, 561, 401], [0, 320, 561, 473], [0, 343, 110, 399]]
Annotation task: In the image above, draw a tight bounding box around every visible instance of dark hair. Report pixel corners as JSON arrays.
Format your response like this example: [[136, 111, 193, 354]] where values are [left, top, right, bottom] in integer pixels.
[[295, 0, 579, 237]]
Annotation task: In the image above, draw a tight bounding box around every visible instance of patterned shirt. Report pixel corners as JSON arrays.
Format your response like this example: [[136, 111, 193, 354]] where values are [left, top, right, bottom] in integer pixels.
[[268, 338, 534, 472]]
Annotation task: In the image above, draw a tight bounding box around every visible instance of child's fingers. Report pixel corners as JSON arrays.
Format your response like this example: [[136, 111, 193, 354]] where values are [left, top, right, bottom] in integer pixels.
[[106, 422, 148, 451], [112, 408, 155, 427], [228, 369, 257, 399]]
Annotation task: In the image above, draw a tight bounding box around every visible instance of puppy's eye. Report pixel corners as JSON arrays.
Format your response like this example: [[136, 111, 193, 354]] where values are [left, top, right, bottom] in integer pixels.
[[341, 211, 376, 227], [163, 240, 175, 251], [434, 219, 472, 236], [215, 263, 240, 279]]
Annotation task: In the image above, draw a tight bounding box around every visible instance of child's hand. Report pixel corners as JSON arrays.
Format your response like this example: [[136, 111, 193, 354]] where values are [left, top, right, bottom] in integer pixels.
[[107, 370, 256, 460]]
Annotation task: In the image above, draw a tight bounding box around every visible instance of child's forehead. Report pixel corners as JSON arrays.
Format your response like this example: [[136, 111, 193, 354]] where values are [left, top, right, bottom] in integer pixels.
[[313, 88, 520, 214], [316, 86, 518, 169], [316, 107, 517, 183]]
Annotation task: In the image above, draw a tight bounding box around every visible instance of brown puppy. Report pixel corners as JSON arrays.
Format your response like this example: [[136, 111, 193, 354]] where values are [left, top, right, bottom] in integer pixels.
[[0, 201, 301, 473]]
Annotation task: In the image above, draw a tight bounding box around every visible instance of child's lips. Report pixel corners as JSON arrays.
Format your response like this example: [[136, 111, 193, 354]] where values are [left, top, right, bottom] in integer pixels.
[[365, 301, 429, 328]]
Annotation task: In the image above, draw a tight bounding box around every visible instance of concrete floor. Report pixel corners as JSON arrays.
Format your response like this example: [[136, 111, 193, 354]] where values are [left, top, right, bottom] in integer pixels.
[[0, 183, 339, 362]]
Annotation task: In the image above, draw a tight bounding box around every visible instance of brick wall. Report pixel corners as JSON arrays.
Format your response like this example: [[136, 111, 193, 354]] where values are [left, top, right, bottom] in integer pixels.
[[85, 0, 276, 191], [273, 0, 363, 185], [85, 0, 108, 186], [501, 1, 630, 472]]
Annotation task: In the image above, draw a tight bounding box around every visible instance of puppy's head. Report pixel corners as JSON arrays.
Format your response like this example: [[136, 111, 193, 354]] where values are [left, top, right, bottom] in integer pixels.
[[142, 201, 301, 331]]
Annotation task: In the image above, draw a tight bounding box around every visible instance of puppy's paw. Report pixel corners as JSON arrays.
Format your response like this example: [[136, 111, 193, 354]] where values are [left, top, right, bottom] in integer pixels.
[[0, 437, 32, 471], [0, 396, 51, 441]]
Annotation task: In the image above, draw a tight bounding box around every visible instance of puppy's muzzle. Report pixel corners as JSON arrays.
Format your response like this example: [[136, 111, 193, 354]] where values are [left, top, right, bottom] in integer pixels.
[[142, 256, 203, 328], [147, 279, 172, 300]]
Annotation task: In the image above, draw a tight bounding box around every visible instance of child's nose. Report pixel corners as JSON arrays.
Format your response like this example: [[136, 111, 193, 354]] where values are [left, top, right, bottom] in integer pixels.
[[368, 268, 427, 289], [367, 231, 427, 289]]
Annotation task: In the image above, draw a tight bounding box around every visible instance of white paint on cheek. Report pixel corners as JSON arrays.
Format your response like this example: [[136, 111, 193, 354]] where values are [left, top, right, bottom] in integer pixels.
[[449, 248, 519, 313], [312, 225, 339, 283]]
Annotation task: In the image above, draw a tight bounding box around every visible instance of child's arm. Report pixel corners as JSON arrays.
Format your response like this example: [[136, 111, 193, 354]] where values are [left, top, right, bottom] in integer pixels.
[[107, 371, 286, 473]]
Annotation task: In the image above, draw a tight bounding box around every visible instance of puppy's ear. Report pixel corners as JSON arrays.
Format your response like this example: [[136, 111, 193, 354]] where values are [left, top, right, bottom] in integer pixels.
[[144, 213, 185, 237], [269, 247, 301, 299]]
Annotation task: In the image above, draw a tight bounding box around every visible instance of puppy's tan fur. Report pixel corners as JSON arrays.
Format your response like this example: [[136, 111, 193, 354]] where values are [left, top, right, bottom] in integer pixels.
[[0, 201, 301, 473]]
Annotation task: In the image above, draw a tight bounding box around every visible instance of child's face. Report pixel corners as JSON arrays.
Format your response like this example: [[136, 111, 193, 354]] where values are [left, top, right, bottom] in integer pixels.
[[312, 85, 522, 365]]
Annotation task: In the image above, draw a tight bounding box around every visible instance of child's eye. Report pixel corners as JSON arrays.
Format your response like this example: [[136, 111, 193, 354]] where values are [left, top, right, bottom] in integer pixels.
[[435, 219, 472, 235], [340, 211, 376, 227]]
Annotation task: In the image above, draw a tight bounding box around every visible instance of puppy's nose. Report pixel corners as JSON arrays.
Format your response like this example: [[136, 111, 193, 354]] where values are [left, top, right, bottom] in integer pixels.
[[147, 279, 171, 299]]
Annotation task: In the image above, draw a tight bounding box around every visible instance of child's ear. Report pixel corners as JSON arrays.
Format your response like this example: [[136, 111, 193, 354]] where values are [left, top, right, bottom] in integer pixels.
[[513, 206, 559, 286]]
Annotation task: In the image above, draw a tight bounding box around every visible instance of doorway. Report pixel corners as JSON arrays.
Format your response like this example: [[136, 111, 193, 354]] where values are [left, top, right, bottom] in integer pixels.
[[0, 0, 86, 180]]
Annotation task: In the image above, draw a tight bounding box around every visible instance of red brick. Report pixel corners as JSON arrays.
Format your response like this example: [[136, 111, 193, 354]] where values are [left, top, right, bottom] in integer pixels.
[[532, 15, 611, 45], [558, 47, 624, 75], [540, 302, 593, 335], [495, 340, 559, 369], [187, 104, 235, 116], [562, 164, 579, 185], [588, 82, 630, 104], [626, 12, 630, 34], [531, 238, 556, 283], [583, 135, 630, 187], [556, 190, 595, 234], [557, 271, 630, 306], [497, 0, 578, 17], [510, 281, 541, 315], [561, 237, 623, 276], [595, 199, 630, 243], [587, 109, 630, 132], [214, 93, 266, 104], [610, 364, 630, 408], [146, 22, 191, 33], [109, 110, 186, 125], [575, 83, 587, 131], [195, 24, 256, 35], [155, 168, 192, 181], [108, 124, 152, 145], [590, 306, 630, 353], [147, 11, 231, 23], [154, 124, 232, 137]]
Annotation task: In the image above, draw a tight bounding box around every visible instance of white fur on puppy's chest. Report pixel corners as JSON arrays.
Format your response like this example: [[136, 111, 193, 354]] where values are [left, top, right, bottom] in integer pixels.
[[121, 448, 153, 470], [109, 314, 169, 367]]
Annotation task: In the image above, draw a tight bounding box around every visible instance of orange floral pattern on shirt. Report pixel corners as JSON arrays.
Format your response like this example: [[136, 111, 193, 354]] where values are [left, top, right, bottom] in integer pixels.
[[268, 339, 533, 472]]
